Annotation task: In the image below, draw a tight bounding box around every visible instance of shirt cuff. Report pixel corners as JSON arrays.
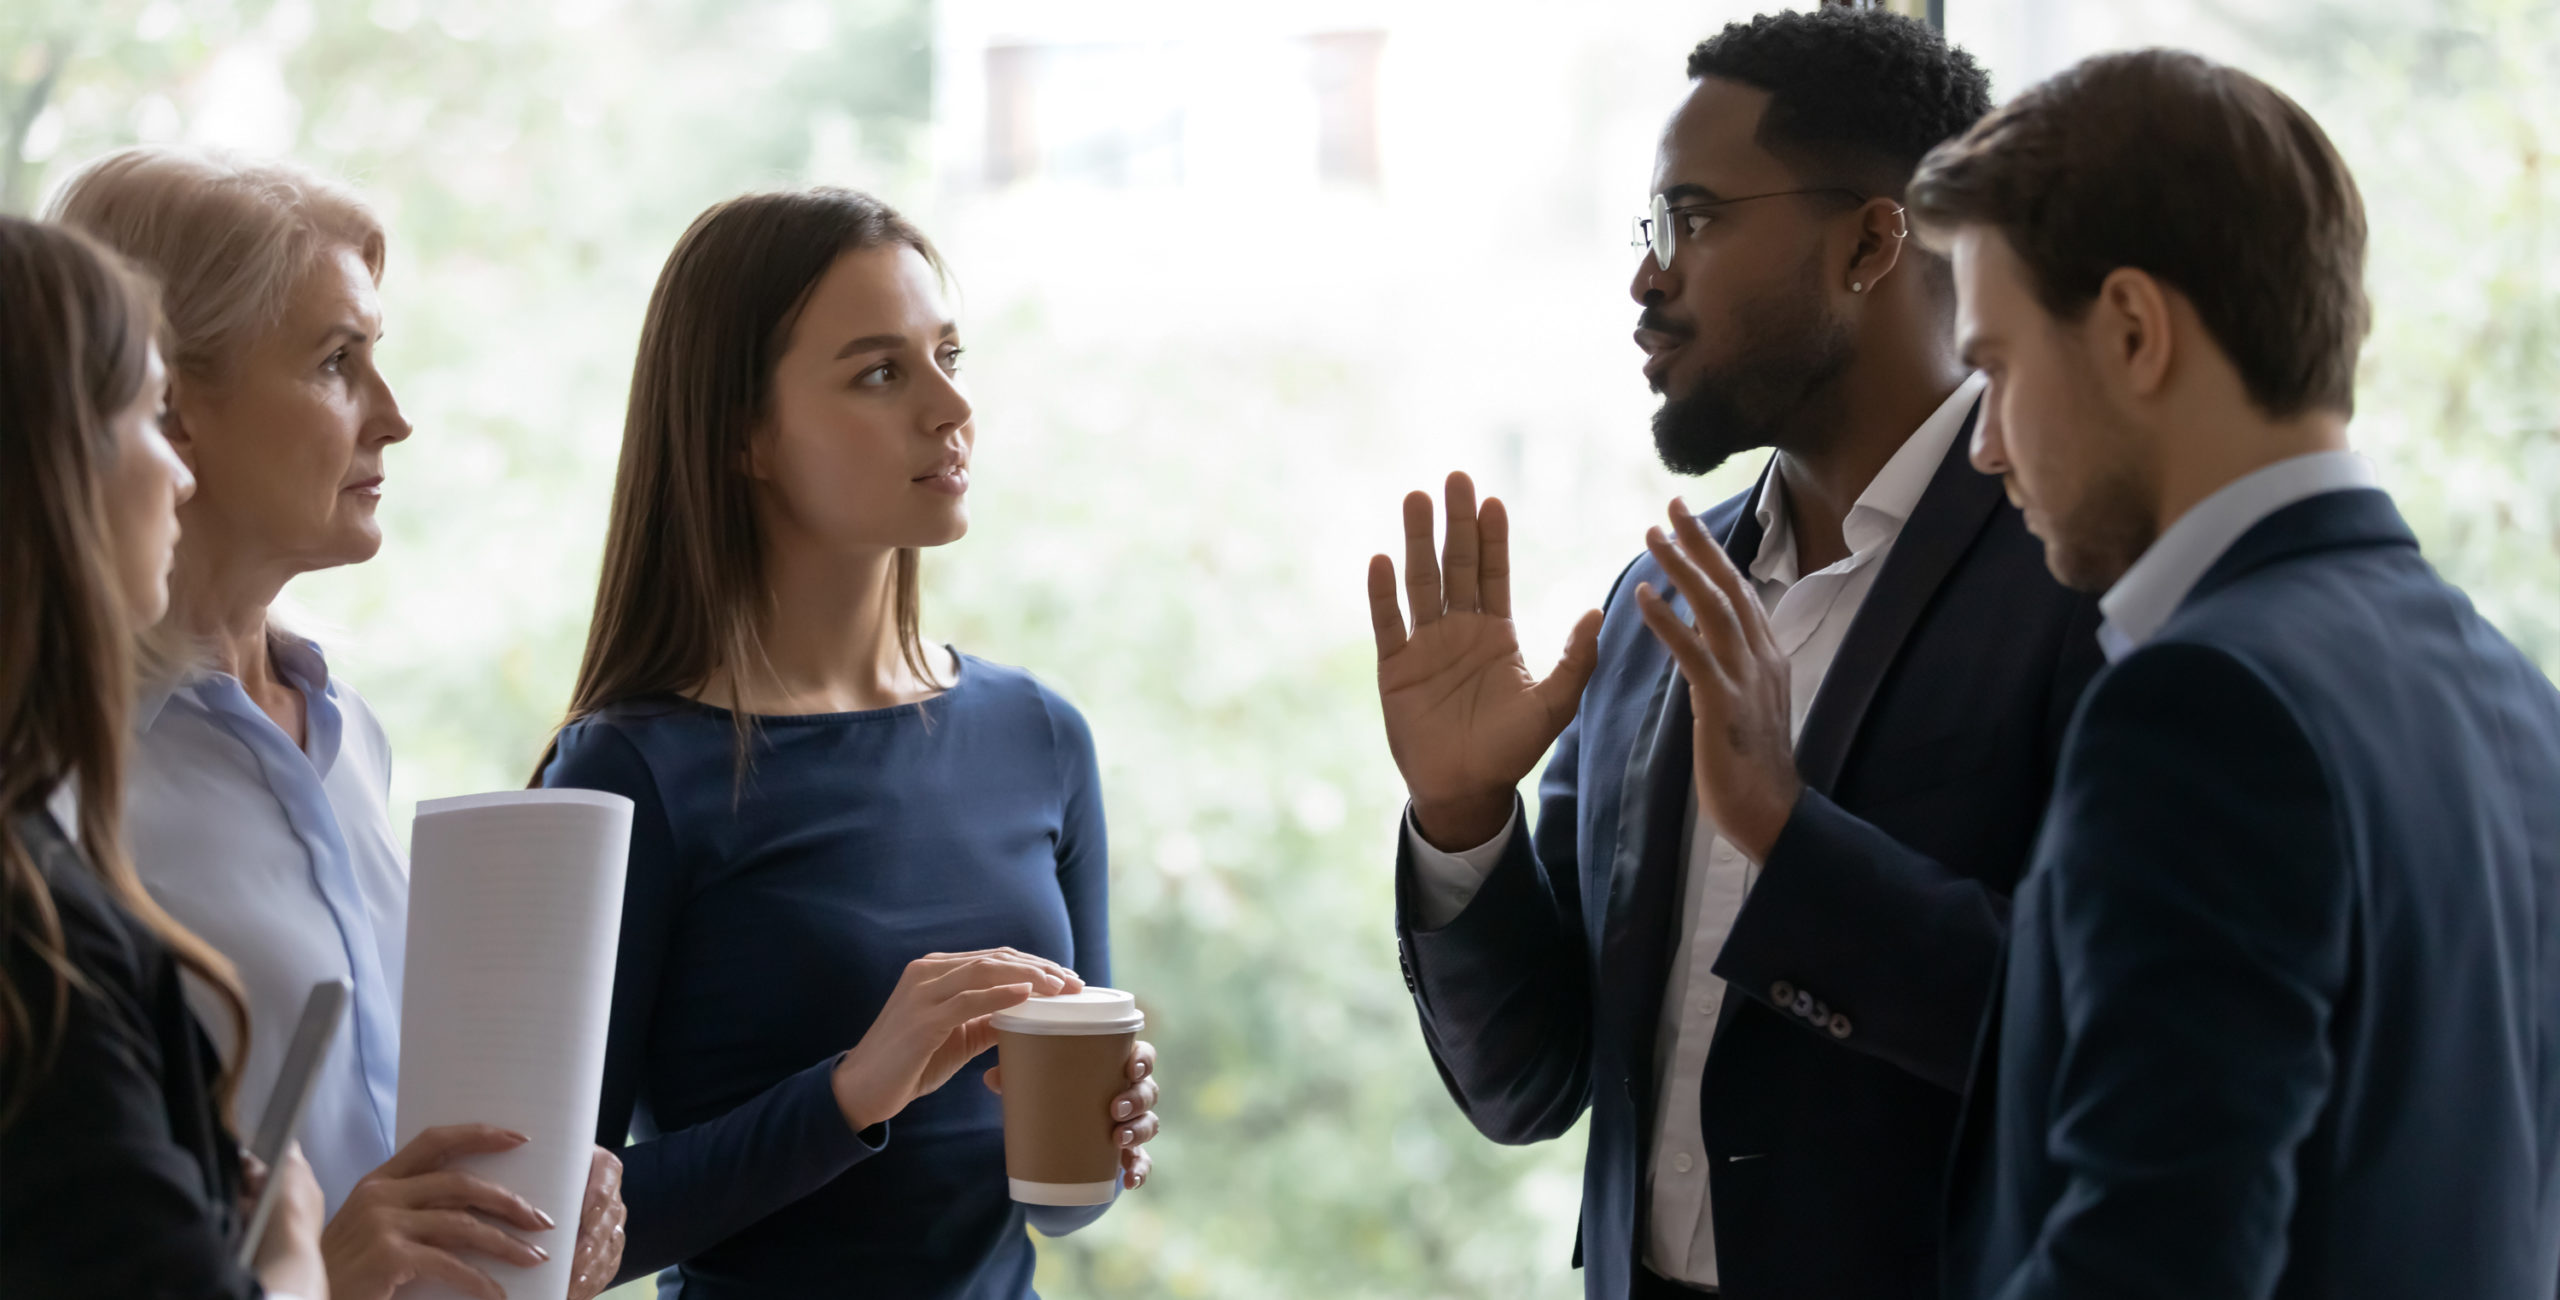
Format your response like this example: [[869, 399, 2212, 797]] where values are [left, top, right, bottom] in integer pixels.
[[1402, 801, 1519, 929]]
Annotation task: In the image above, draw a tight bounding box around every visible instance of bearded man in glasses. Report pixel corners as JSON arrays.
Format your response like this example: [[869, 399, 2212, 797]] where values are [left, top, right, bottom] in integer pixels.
[[1367, 11, 2101, 1299]]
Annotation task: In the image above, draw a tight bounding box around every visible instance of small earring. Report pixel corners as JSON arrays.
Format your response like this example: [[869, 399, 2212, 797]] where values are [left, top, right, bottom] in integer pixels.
[[1850, 281, 1865, 293]]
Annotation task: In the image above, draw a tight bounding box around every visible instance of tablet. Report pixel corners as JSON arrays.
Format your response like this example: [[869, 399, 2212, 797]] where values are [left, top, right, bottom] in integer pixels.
[[234, 978, 351, 1270]]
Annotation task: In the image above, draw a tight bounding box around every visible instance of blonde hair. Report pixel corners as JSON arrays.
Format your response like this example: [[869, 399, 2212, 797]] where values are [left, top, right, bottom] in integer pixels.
[[46, 148, 387, 677], [44, 147, 387, 382]]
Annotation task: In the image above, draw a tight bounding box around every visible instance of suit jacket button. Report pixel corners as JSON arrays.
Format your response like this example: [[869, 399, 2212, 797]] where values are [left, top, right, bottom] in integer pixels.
[[1828, 1013, 1852, 1039], [1770, 979, 1796, 1006], [1791, 991, 1816, 1018]]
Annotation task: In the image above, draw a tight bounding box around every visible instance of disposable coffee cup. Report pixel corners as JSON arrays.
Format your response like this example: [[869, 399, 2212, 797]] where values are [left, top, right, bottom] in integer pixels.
[[991, 988, 1145, 1206]]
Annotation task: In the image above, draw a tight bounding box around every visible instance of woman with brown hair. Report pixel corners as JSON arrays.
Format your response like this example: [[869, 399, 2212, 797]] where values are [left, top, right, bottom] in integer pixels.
[[537, 187, 1162, 1297], [0, 214, 327, 1298]]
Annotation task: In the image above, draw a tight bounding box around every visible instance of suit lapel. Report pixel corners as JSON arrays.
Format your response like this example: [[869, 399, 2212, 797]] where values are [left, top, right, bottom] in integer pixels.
[[1607, 472, 1771, 1111], [1792, 405, 2000, 795]]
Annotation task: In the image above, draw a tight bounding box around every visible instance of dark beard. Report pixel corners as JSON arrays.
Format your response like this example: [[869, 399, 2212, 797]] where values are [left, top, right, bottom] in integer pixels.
[[1650, 290, 1856, 477], [2045, 456, 2162, 594]]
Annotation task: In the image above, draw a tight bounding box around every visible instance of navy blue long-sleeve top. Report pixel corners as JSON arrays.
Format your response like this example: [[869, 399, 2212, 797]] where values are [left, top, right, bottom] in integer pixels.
[[538, 654, 1111, 1299]]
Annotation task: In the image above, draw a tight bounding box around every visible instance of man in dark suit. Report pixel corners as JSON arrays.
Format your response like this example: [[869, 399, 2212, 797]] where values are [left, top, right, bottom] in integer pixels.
[[1909, 50, 2560, 1300], [1361, 12, 2102, 1298]]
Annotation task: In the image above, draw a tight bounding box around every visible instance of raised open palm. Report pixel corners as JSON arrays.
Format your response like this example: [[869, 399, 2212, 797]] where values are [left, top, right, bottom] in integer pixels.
[[1368, 472, 1603, 850]]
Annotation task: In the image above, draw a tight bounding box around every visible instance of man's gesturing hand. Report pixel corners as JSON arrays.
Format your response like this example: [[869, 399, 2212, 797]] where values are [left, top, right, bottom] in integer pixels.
[[1633, 498, 1803, 862], [1369, 471, 1603, 851]]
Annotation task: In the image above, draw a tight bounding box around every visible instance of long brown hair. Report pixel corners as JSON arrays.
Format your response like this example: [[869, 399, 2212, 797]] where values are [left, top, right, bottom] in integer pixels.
[[542, 188, 948, 780], [0, 216, 251, 1127]]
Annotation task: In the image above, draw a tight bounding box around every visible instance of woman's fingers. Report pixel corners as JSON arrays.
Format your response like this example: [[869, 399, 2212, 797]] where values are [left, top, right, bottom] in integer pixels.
[[580, 1146, 621, 1221], [567, 1194, 626, 1300], [573, 1145, 623, 1289], [944, 983, 1038, 1022], [270, 1143, 326, 1243], [1125, 1039, 1156, 1082], [394, 1238, 510, 1300], [927, 957, 1072, 1003], [949, 1012, 1003, 1064], [994, 947, 1083, 990], [911, 948, 1080, 992], [982, 1064, 1004, 1094], [1114, 1109, 1162, 1150], [1123, 1146, 1152, 1190], [401, 1206, 547, 1269], [1109, 1076, 1159, 1122], [373, 1123, 528, 1180], [385, 1169, 553, 1233]]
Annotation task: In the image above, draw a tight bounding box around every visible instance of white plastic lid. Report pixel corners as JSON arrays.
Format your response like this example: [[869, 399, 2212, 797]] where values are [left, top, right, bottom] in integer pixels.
[[990, 988, 1144, 1035]]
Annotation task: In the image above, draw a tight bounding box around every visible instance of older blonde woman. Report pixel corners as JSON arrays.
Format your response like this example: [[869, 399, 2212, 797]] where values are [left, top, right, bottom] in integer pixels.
[[51, 148, 625, 1300]]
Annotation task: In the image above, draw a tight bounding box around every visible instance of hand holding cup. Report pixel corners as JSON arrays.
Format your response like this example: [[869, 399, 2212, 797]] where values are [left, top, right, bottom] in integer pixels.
[[989, 1037, 1160, 1190], [830, 947, 1083, 1133], [986, 988, 1148, 1204]]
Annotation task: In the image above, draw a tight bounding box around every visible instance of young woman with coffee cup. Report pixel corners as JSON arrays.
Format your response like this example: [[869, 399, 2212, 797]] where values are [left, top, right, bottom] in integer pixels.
[[537, 187, 1161, 1297], [0, 214, 328, 1299]]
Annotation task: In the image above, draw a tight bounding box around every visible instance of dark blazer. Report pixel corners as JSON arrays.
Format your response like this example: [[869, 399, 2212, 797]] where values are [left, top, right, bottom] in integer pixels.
[[1395, 412, 2105, 1300], [1943, 488, 2560, 1300], [0, 808, 259, 1300]]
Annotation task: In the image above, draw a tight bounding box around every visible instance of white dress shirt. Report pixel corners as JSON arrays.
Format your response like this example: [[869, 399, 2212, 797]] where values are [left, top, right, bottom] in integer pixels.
[[2096, 450, 2379, 662], [125, 634, 409, 1217], [1406, 373, 1986, 1288]]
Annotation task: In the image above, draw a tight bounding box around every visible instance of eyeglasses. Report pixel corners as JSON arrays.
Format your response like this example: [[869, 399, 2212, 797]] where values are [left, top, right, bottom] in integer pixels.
[[1631, 188, 1896, 272]]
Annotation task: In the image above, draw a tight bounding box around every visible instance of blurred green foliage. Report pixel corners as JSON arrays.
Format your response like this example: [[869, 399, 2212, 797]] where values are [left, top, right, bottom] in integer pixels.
[[2220, 0, 2560, 669], [4, 3, 2550, 1300]]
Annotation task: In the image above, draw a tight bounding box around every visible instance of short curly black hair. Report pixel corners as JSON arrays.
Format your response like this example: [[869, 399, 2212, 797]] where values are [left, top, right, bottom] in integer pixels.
[[1686, 9, 1992, 200]]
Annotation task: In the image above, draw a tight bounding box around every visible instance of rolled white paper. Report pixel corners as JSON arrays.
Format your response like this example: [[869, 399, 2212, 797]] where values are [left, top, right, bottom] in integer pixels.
[[396, 789, 632, 1300]]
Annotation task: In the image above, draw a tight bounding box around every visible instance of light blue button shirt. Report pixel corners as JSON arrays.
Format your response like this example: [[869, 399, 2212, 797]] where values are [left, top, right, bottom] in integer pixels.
[[2096, 450, 2381, 662], [126, 635, 407, 1216]]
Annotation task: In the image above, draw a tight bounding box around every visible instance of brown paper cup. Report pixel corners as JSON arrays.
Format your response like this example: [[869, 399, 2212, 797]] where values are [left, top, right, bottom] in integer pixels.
[[991, 988, 1145, 1206]]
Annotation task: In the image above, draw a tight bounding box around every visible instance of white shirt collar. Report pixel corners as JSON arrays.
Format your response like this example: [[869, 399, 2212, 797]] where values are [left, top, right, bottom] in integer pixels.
[[44, 780, 79, 843], [139, 631, 334, 731], [1750, 372, 1986, 585], [2096, 449, 2379, 661]]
